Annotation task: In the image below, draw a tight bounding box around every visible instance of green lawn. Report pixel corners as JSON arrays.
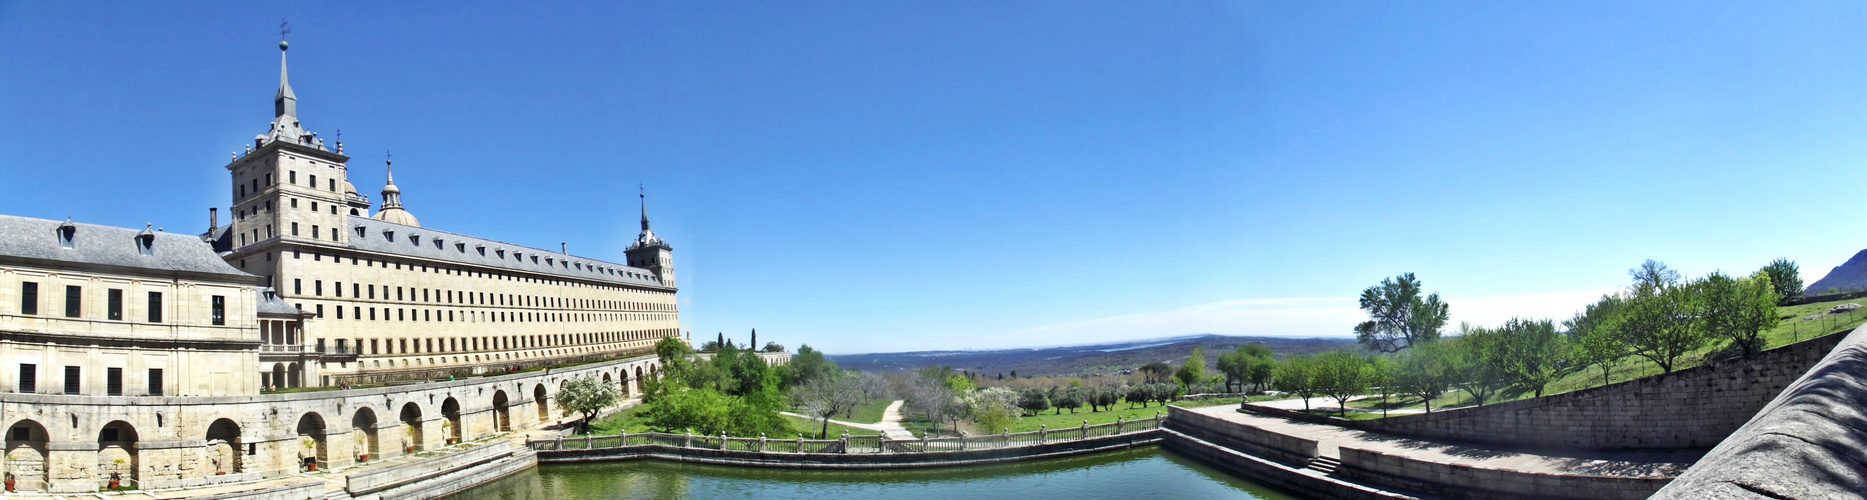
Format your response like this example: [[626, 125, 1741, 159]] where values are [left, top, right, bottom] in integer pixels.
[[782, 415, 882, 439], [998, 400, 1177, 434], [847, 399, 894, 424]]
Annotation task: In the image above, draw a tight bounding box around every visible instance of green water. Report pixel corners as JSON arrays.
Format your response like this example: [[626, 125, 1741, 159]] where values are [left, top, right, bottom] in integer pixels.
[[449, 446, 1296, 499]]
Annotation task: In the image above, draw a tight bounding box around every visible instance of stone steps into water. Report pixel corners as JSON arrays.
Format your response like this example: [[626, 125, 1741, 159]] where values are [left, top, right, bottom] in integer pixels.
[[1304, 456, 1340, 474]]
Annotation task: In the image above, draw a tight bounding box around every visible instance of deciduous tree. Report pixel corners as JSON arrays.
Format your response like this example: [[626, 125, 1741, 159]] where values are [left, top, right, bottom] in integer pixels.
[[1354, 273, 1450, 353], [1312, 351, 1370, 417], [1759, 258, 1802, 303], [557, 375, 619, 434]]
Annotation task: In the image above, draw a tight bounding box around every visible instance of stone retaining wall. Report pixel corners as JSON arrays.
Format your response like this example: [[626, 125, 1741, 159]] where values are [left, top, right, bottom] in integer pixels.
[[1165, 406, 1317, 466], [1337, 446, 1668, 500], [536, 430, 1160, 469], [1653, 324, 1867, 499], [1242, 332, 1848, 450], [1158, 427, 1414, 500]]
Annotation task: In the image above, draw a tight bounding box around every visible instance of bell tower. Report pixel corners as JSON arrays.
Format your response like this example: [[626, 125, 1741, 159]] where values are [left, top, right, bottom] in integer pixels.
[[625, 191, 676, 288], [222, 37, 360, 277]]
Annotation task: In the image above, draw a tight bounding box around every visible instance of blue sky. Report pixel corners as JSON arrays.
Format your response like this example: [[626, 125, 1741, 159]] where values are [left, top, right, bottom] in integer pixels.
[[3, 2, 1865, 354]]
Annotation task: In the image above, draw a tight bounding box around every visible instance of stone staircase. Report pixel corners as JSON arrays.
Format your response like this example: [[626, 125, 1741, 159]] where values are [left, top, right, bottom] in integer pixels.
[[1304, 456, 1341, 474]]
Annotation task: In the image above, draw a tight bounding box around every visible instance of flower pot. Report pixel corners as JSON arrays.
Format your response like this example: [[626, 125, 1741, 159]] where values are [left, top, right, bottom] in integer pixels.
[[357, 454, 368, 463], [406, 446, 415, 454], [446, 438, 458, 445], [307, 463, 318, 472], [6, 479, 16, 491], [216, 471, 226, 476], [108, 479, 120, 489]]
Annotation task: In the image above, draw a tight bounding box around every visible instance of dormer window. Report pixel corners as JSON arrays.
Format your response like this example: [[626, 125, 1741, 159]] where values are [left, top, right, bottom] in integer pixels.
[[495, 249, 506, 259], [531, 256, 539, 264], [433, 238, 444, 249], [383, 230, 395, 242], [410, 235, 421, 246], [135, 227, 155, 256], [55, 220, 76, 249], [456, 243, 466, 252], [354, 226, 367, 238], [546, 257, 554, 266], [514, 252, 523, 261], [475, 245, 486, 256]]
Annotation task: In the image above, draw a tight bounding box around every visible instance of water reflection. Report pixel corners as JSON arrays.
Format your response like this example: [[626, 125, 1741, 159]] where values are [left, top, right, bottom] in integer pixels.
[[449, 446, 1295, 499]]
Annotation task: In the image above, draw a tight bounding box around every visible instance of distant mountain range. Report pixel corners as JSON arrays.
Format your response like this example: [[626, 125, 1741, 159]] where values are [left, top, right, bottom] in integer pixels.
[[828, 334, 1357, 378], [1807, 249, 1867, 295]]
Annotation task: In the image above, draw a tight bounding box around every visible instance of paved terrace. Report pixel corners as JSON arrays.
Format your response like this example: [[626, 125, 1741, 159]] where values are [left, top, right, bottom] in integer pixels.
[[1185, 404, 1698, 482]]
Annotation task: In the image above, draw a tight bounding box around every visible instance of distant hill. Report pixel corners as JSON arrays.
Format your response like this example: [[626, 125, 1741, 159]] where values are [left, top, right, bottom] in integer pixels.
[[1807, 249, 1867, 295], [828, 334, 1358, 378]]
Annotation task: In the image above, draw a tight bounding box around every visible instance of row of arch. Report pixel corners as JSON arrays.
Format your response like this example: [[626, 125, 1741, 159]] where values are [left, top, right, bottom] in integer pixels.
[[0, 360, 663, 491]]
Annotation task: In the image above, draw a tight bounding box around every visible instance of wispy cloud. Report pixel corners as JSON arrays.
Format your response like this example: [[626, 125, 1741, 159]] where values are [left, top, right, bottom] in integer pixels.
[[1001, 288, 1618, 348]]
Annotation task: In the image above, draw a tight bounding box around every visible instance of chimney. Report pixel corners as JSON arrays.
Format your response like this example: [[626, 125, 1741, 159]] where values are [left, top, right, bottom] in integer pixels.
[[209, 208, 219, 231], [561, 242, 567, 254]]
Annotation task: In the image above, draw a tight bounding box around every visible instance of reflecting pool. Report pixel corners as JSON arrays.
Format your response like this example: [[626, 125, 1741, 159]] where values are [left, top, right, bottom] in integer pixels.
[[448, 446, 1296, 499]]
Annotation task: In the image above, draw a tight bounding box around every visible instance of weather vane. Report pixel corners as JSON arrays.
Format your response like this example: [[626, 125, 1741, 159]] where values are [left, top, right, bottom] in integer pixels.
[[280, 19, 291, 40]]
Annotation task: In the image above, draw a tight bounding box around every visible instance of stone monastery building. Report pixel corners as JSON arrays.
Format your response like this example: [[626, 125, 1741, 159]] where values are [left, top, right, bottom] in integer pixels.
[[205, 40, 680, 389], [0, 40, 700, 492]]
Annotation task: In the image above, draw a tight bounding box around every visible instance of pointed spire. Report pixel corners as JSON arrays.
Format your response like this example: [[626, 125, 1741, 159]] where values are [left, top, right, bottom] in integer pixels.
[[640, 189, 650, 231], [275, 40, 297, 118]]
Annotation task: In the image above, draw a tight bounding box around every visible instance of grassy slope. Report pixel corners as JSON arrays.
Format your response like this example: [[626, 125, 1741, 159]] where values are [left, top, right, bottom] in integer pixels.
[[586, 401, 887, 438], [847, 398, 893, 424], [1347, 297, 1867, 414]]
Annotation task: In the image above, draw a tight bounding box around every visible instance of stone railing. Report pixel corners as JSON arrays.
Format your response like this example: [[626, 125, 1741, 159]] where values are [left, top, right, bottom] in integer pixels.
[[529, 413, 1163, 456]]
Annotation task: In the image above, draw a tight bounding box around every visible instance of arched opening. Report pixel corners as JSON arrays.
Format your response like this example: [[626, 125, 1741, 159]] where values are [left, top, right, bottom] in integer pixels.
[[634, 367, 644, 397], [4, 420, 49, 491], [440, 398, 462, 445], [532, 384, 549, 421], [398, 403, 424, 454], [96, 421, 138, 489], [294, 413, 327, 472], [270, 364, 285, 390], [492, 391, 511, 432], [204, 419, 242, 475], [619, 371, 631, 398], [601, 373, 612, 387], [350, 408, 379, 463], [286, 363, 302, 388]]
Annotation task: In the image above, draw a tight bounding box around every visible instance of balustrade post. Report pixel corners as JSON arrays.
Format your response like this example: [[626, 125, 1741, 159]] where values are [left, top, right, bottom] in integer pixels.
[[759, 433, 767, 453], [684, 430, 692, 448], [1039, 424, 1047, 444], [1081, 420, 1089, 439], [959, 432, 968, 451], [840, 431, 850, 455], [1116, 416, 1124, 434], [1002, 429, 1009, 447], [720, 432, 728, 451], [555, 436, 563, 450], [1156, 411, 1162, 429], [619, 430, 627, 448], [796, 434, 804, 453], [586, 433, 593, 449]]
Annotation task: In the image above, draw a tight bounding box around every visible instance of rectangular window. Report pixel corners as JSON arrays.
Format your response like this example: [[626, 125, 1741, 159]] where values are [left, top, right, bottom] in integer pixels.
[[291, 198, 298, 208], [371, 339, 379, 354], [211, 295, 225, 325], [336, 306, 344, 319], [18, 364, 35, 393], [147, 292, 163, 323], [315, 304, 324, 318], [369, 308, 376, 320], [107, 289, 123, 320], [63, 366, 79, 395], [369, 285, 376, 299], [310, 174, 317, 187], [397, 287, 404, 301], [291, 223, 299, 236], [106, 367, 122, 396], [147, 369, 163, 396], [329, 179, 336, 191], [315, 281, 323, 296], [290, 171, 297, 184], [64, 285, 81, 318], [311, 201, 318, 212], [312, 225, 320, 239], [352, 283, 359, 297], [294, 279, 302, 295]]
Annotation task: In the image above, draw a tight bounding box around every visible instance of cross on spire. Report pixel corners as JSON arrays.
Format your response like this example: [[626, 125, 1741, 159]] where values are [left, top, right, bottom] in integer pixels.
[[280, 19, 291, 41]]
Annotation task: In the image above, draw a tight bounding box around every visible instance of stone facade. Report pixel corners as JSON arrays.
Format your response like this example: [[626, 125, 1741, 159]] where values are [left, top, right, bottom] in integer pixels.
[[199, 40, 682, 389]]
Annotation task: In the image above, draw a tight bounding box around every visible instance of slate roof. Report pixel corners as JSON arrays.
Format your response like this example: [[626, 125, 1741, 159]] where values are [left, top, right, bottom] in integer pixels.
[[344, 216, 668, 289], [0, 215, 257, 281], [256, 286, 306, 316]]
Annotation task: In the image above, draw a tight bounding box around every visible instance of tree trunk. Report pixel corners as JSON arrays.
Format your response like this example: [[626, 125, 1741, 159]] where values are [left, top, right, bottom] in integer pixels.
[[820, 417, 830, 440]]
